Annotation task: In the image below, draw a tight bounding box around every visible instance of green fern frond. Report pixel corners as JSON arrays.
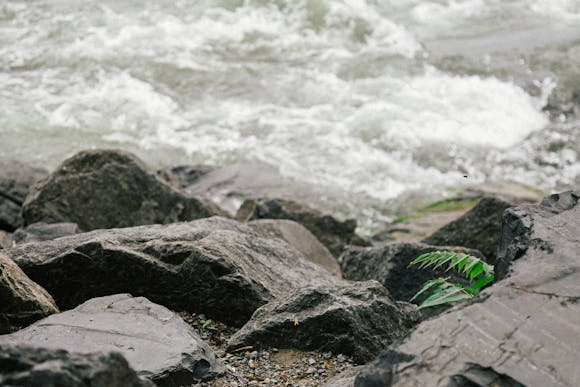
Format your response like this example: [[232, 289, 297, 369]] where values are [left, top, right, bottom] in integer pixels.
[[408, 251, 494, 309]]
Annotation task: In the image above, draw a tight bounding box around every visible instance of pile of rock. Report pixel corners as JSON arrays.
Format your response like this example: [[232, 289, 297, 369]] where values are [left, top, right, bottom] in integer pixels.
[[1, 149, 578, 386]]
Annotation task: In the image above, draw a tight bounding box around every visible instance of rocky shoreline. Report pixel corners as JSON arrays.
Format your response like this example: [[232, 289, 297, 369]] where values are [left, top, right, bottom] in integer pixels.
[[1, 149, 578, 386]]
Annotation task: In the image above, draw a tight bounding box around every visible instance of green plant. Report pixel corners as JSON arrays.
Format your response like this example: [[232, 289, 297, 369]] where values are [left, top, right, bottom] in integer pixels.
[[202, 319, 212, 329], [408, 251, 494, 310]]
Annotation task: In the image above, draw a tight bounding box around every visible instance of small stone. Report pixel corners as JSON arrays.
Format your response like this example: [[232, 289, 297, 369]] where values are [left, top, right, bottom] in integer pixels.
[[249, 351, 259, 359], [308, 358, 316, 365], [307, 367, 316, 374], [248, 359, 256, 369]]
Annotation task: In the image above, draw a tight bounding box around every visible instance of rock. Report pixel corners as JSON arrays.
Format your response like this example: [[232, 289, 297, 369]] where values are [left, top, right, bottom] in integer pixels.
[[13, 222, 80, 244], [0, 158, 48, 231], [0, 230, 12, 249], [248, 219, 342, 277], [339, 242, 484, 303], [237, 198, 357, 257], [422, 197, 513, 262], [0, 252, 59, 334], [0, 294, 224, 385], [227, 281, 417, 364], [352, 191, 580, 386], [21, 149, 226, 231], [0, 344, 152, 387], [5, 217, 338, 326]]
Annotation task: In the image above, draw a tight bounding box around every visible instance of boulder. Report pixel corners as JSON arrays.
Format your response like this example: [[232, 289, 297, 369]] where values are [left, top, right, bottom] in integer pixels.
[[157, 164, 217, 189], [0, 344, 152, 387], [423, 197, 513, 262], [248, 219, 342, 277], [339, 242, 483, 303], [21, 149, 226, 231], [237, 198, 357, 257], [0, 294, 224, 385], [0, 158, 48, 231], [351, 191, 580, 386], [0, 252, 59, 334], [13, 222, 80, 244], [5, 217, 338, 326], [227, 281, 417, 364]]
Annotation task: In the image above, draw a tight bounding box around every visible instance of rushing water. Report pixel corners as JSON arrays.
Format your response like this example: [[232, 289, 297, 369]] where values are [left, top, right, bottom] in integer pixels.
[[1, 0, 579, 231]]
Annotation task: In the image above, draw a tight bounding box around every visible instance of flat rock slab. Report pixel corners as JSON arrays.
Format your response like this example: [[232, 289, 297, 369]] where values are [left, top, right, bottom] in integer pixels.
[[21, 149, 225, 231], [13, 222, 80, 244], [0, 158, 48, 231], [228, 281, 417, 364], [353, 191, 580, 386], [5, 217, 338, 326], [340, 242, 484, 303], [0, 344, 152, 387], [0, 294, 223, 386], [0, 252, 58, 334]]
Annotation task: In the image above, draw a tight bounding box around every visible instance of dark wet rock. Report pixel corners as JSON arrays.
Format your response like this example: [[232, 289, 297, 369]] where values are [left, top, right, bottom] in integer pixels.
[[248, 219, 342, 277], [0, 252, 59, 334], [0, 158, 48, 231], [0, 294, 224, 386], [0, 344, 152, 387], [21, 149, 226, 231], [351, 190, 580, 386], [0, 230, 12, 249], [5, 217, 337, 326], [13, 222, 80, 244], [339, 242, 483, 303], [227, 281, 417, 364], [353, 350, 416, 387], [158, 164, 217, 189], [237, 198, 357, 257], [423, 197, 513, 262]]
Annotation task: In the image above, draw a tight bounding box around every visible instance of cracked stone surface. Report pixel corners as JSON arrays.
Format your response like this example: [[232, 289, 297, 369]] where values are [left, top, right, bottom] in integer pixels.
[[350, 191, 580, 387], [0, 294, 223, 386]]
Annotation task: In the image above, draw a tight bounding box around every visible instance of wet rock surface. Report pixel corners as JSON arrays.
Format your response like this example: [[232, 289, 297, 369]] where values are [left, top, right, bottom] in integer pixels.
[[5, 217, 338, 326], [0, 344, 152, 387], [0, 294, 224, 386], [228, 281, 417, 364], [0, 252, 59, 334], [340, 242, 484, 303], [237, 198, 357, 257], [21, 149, 225, 231], [12, 222, 80, 244], [423, 196, 513, 262], [0, 158, 48, 231], [351, 191, 580, 386]]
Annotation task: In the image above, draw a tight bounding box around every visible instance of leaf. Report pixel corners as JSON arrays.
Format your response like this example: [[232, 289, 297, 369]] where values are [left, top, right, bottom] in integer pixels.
[[409, 277, 448, 302], [202, 319, 212, 329], [418, 282, 473, 309]]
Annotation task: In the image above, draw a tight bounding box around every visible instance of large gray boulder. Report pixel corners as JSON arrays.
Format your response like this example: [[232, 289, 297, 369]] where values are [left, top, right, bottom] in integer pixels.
[[237, 198, 358, 257], [0, 158, 48, 231], [0, 294, 223, 386], [5, 217, 338, 326], [227, 281, 417, 364], [339, 242, 483, 303], [0, 252, 59, 334], [0, 344, 152, 387], [423, 196, 513, 263], [351, 191, 580, 386], [21, 149, 226, 231]]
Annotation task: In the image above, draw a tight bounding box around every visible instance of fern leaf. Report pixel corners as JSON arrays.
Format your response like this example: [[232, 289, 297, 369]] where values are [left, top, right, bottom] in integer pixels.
[[409, 277, 448, 302], [416, 280, 473, 309]]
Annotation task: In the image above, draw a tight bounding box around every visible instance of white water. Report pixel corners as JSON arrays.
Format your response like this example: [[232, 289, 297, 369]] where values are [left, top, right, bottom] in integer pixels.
[[1, 0, 579, 231]]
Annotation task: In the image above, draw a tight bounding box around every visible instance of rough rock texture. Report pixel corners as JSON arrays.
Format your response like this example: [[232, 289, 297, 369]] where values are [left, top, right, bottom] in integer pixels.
[[227, 281, 417, 364], [21, 149, 226, 231], [352, 191, 580, 386], [5, 217, 337, 326], [340, 242, 483, 303], [0, 158, 48, 231], [0, 231, 12, 249], [237, 198, 357, 257], [0, 344, 152, 387], [0, 252, 59, 334], [248, 219, 342, 277], [423, 197, 513, 263], [0, 294, 223, 386], [13, 222, 80, 244], [158, 164, 217, 189]]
